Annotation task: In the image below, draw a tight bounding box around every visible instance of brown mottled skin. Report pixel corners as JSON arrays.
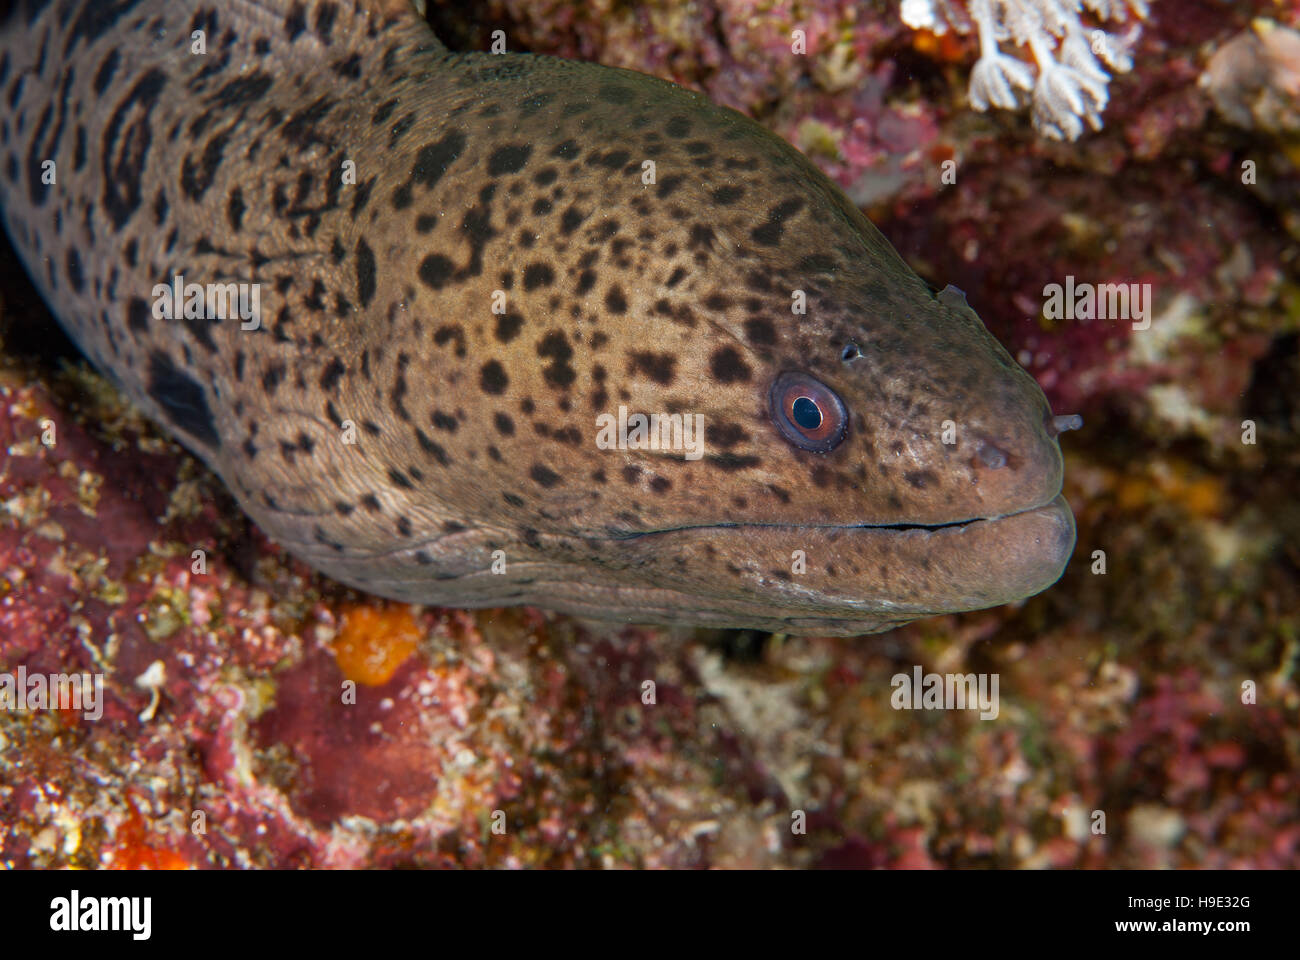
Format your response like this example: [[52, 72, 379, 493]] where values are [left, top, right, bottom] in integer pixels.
[[0, 0, 1076, 635]]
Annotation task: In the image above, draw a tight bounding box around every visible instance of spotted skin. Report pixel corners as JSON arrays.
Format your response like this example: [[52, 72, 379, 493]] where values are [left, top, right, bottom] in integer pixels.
[[0, 0, 1076, 636]]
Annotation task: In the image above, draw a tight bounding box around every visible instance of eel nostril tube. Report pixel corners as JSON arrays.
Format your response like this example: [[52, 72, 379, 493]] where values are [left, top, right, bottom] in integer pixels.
[[1047, 414, 1084, 437], [978, 442, 1008, 469]]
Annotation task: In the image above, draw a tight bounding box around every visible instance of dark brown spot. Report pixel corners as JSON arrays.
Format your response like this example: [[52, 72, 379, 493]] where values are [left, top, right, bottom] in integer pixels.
[[354, 237, 376, 307], [664, 117, 691, 138], [418, 253, 455, 289], [744, 317, 776, 345], [480, 360, 508, 394], [751, 197, 805, 246], [604, 285, 627, 314], [494, 311, 524, 343], [706, 422, 750, 448], [628, 352, 676, 385], [319, 357, 345, 391], [536, 331, 576, 389], [560, 205, 587, 234], [530, 463, 562, 487], [487, 143, 531, 175], [657, 175, 684, 198], [905, 470, 937, 489], [710, 346, 750, 383], [523, 262, 554, 290]]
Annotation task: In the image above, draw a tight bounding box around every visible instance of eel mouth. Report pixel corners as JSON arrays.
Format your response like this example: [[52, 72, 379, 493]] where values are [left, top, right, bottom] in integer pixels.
[[606, 493, 1077, 618], [611, 492, 1072, 539]]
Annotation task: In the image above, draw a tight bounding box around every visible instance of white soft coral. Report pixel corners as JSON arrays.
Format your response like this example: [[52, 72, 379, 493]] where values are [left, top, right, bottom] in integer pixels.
[[902, 0, 1150, 140]]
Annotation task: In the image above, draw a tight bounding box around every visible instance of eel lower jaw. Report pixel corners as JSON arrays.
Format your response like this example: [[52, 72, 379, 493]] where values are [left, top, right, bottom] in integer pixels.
[[296, 496, 1074, 635]]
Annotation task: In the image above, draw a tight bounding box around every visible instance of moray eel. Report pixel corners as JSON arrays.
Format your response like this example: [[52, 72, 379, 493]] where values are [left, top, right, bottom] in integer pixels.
[[0, 0, 1078, 636]]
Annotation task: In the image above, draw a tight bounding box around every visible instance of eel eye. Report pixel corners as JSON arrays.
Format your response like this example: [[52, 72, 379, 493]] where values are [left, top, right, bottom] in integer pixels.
[[769, 372, 848, 452]]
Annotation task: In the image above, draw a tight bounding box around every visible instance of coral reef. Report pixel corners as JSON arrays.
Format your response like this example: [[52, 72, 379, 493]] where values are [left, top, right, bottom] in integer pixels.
[[901, 0, 1150, 140]]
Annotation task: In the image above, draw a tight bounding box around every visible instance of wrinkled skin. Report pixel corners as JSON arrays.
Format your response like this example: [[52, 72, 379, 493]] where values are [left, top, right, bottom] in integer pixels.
[[0, 0, 1075, 635]]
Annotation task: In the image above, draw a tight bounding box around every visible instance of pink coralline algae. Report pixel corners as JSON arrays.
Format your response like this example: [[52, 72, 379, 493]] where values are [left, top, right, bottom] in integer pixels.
[[901, 0, 1151, 139]]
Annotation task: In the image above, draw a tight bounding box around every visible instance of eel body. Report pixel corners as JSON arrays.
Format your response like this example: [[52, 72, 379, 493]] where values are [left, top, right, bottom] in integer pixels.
[[0, 0, 1076, 635]]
